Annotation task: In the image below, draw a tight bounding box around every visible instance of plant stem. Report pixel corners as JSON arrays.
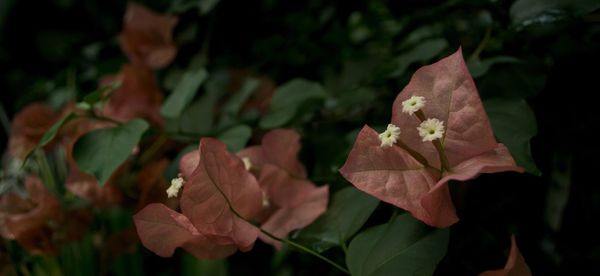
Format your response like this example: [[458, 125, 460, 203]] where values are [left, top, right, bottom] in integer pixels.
[[207, 170, 351, 274], [138, 134, 167, 165], [35, 149, 57, 194], [259, 228, 350, 275], [432, 140, 451, 173], [414, 110, 451, 172], [469, 27, 492, 61]]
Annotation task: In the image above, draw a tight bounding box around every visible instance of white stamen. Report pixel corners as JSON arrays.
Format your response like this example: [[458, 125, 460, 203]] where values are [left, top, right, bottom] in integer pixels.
[[166, 174, 185, 198], [401, 96, 426, 115], [417, 118, 445, 142], [378, 124, 401, 148]]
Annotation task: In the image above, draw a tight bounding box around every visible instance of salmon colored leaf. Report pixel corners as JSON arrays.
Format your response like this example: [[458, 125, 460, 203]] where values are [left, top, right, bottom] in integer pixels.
[[180, 138, 262, 251], [480, 236, 532, 276], [118, 2, 178, 69], [134, 203, 237, 259]]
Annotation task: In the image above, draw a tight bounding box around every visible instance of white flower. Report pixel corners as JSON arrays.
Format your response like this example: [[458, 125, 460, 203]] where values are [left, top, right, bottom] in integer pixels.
[[242, 157, 252, 171], [166, 175, 185, 198], [378, 124, 401, 148], [401, 96, 426, 115], [417, 118, 445, 142]]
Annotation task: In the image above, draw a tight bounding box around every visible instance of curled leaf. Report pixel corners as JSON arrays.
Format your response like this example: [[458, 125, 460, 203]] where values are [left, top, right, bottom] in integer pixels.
[[480, 236, 532, 276]]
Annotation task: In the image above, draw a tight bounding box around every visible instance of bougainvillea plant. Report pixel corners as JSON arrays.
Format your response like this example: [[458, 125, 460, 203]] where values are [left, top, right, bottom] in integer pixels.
[[1, 1, 551, 275]]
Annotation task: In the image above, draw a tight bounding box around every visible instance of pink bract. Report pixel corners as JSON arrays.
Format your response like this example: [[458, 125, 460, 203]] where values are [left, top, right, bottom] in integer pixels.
[[135, 138, 262, 258], [100, 64, 165, 127], [480, 236, 532, 276], [238, 129, 329, 249], [340, 49, 523, 228], [118, 2, 178, 69]]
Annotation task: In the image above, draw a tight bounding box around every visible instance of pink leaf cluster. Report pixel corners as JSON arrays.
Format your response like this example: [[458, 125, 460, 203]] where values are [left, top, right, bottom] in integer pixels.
[[100, 64, 165, 128], [118, 2, 178, 69], [134, 129, 328, 258], [480, 236, 532, 276], [0, 176, 61, 254], [7, 103, 58, 160], [340, 49, 523, 228]]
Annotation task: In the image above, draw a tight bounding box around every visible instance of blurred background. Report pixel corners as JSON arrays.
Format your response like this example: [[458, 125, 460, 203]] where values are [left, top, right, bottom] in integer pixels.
[[1, 0, 600, 275]]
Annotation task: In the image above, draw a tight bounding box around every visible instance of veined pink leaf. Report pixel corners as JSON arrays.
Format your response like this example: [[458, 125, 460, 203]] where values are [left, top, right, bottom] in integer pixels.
[[8, 103, 57, 160], [101, 64, 165, 127], [480, 236, 532, 276], [118, 2, 178, 69], [258, 169, 329, 249], [340, 49, 523, 228], [238, 129, 329, 248], [134, 203, 237, 259], [180, 138, 262, 251]]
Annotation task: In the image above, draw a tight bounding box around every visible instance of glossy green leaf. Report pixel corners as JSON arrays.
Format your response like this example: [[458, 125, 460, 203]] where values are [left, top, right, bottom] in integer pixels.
[[510, 0, 600, 28], [468, 56, 521, 78], [217, 125, 252, 152], [294, 187, 379, 252], [161, 68, 208, 118], [346, 213, 449, 276], [223, 78, 259, 116], [484, 98, 540, 175], [73, 119, 149, 185], [388, 38, 448, 78], [39, 112, 76, 147], [259, 79, 326, 129]]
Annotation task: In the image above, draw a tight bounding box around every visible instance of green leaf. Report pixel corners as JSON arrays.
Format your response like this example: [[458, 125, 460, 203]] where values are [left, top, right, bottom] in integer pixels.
[[346, 213, 449, 276], [478, 63, 546, 99], [175, 71, 229, 135], [294, 187, 379, 252], [259, 79, 326, 129], [39, 112, 76, 147], [161, 68, 208, 118], [73, 119, 149, 185], [217, 125, 252, 152], [388, 38, 448, 78], [467, 56, 521, 78], [484, 98, 541, 175], [223, 78, 260, 116], [182, 253, 228, 276], [510, 0, 600, 28]]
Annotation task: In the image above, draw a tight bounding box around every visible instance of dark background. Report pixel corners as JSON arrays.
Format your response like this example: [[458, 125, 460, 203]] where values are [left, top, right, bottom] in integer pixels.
[[1, 0, 600, 275]]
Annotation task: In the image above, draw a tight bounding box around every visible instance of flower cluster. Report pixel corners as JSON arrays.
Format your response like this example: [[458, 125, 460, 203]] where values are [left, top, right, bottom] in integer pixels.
[[341, 49, 523, 228], [134, 129, 328, 258]]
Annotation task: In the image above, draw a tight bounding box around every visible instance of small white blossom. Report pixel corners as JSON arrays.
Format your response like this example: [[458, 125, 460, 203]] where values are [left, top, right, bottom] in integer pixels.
[[261, 191, 270, 208], [378, 124, 401, 148], [166, 175, 185, 198], [242, 157, 252, 171], [401, 96, 426, 115], [417, 118, 445, 142]]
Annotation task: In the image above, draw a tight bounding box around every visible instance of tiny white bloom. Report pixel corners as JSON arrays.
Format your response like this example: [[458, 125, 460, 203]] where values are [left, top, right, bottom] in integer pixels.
[[378, 124, 401, 148], [417, 118, 445, 142], [166, 175, 185, 198], [401, 96, 426, 115], [242, 157, 252, 171], [261, 191, 270, 208]]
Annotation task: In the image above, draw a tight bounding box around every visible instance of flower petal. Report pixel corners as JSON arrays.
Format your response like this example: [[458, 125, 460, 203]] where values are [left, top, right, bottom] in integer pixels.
[[180, 138, 262, 251]]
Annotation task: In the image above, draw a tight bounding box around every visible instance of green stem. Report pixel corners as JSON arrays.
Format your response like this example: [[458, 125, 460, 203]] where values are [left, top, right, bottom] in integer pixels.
[[414, 110, 450, 173], [433, 140, 451, 173], [206, 170, 350, 274], [260, 228, 350, 275], [469, 27, 492, 61], [395, 139, 431, 168], [89, 112, 122, 126], [35, 150, 57, 194], [138, 134, 167, 165]]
